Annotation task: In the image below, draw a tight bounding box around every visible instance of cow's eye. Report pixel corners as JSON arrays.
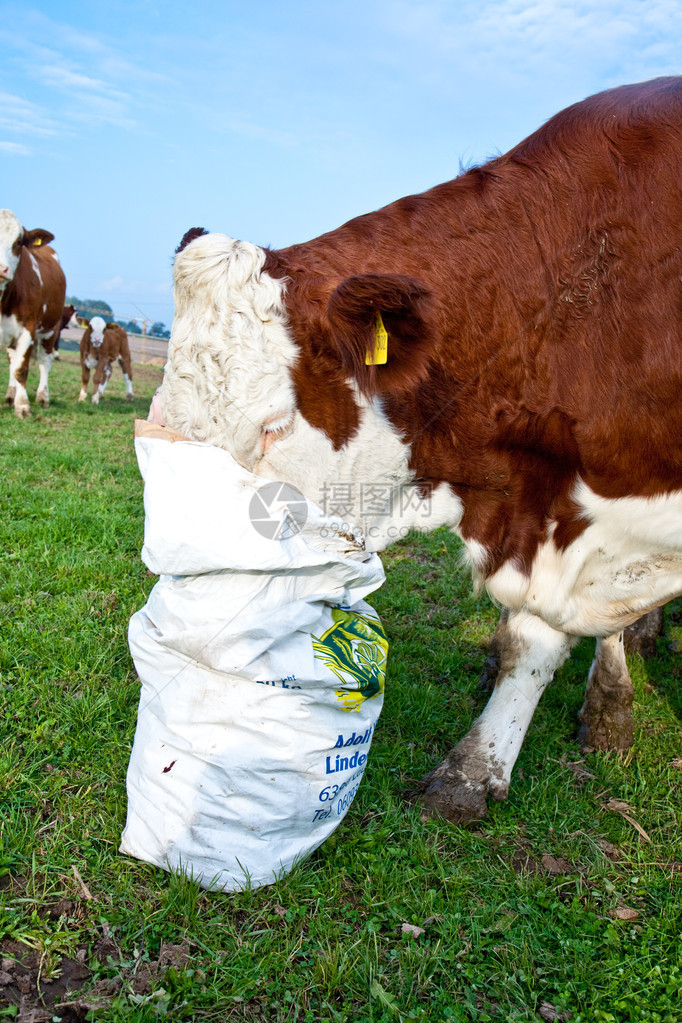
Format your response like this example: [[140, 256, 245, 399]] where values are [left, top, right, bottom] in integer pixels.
[[263, 412, 293, 435], [261, 412, 294, 453]]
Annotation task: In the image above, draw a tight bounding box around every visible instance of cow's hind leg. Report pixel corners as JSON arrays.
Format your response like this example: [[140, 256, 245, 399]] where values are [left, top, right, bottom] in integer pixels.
[[578, 632, 635, 752], [118, 352, 134, 401], [624, 606, 665, 659], [35, 345, 54, 407], [419, 610, 575, 823]]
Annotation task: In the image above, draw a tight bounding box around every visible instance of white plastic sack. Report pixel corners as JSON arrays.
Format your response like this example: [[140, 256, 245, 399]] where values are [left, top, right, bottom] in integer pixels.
[[120, 429, 387, 891]]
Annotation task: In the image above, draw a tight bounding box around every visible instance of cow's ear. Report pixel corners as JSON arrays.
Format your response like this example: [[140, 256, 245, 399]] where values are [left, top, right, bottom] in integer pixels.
[[22, 229, 54, 248], [327, 273, 437, 395]]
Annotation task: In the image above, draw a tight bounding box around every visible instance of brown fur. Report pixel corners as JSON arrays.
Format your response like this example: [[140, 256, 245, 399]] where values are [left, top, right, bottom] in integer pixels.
[[259, 77, 682, 576]]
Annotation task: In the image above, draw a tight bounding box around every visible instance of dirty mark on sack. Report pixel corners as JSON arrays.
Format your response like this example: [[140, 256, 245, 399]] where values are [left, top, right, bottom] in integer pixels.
[[162, 760, 177, 773]]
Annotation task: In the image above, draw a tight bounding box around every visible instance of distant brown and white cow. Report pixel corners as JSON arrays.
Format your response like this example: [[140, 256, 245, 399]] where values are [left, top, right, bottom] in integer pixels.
[[0, 209, 66, 417], [161, 77, 682, 822], [79, 317, 134, 404]]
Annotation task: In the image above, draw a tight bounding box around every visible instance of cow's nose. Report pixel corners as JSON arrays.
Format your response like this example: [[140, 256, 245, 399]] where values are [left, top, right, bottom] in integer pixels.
[[0, 265, 11, 280]]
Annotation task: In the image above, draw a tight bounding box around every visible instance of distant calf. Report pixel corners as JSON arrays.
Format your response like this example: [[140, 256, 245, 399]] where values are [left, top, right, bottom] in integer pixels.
[[79, 316, 134, 404]]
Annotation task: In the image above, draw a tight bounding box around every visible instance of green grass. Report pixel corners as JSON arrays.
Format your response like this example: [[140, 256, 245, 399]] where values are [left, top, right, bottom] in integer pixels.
[[0, 353, 681, 1022]]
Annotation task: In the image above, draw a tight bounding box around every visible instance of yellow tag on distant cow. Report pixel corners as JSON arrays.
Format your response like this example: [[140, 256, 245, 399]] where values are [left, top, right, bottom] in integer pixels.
[[365, 312, 388, 365]]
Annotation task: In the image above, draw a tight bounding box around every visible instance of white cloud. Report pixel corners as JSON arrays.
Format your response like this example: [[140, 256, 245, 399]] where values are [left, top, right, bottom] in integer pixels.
[[0, 140, 30, 155], [0, 90, 57, 137]]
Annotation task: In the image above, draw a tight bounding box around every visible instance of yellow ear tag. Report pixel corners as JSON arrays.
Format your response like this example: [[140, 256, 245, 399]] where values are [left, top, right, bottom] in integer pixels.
[[33, 238, 42, 246], [365, 312, 388, 365]]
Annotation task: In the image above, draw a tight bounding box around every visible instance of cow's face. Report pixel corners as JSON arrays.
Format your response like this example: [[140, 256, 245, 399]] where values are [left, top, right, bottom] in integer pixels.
[[164, 231, 450, 546], [0, 210, 23, 289], [89, 317, 106, 347], [0, 209, 54, 292], [165, 234, 300, 471]]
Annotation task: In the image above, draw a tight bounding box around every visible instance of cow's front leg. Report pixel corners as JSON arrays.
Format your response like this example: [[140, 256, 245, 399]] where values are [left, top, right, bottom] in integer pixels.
[[577, 633, 634, 752], [91, 359, 112, 404], [35, 345, 54, 407], [5, 331, 33, 418], [420, 610, 575, 822]]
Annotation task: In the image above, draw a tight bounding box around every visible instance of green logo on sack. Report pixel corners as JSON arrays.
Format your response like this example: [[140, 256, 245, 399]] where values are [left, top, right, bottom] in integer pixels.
[[312, 607, 388, 712]]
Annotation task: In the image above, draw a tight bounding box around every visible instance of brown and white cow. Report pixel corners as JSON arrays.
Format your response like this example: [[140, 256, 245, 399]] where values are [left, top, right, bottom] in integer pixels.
[[79, 317, 134, 404], [0, 209, 67, 417], [161, 77, 682, 822]]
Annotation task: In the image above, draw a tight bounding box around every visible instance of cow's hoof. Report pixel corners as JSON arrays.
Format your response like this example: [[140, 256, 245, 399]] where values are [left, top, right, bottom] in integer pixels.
[[5, 388, 15, 405], [78, 394, 87, 402], [14, 402, 31, 420], [36, 392, 49, 407], [91, 395, 100, 405], [577, 712, 634, 753], [418, 769, 490, 823], [126, 393, 134, 402]]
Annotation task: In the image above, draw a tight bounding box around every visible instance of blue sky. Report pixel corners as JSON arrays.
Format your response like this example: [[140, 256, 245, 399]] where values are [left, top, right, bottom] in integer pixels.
[[1, 0, 679, 329]]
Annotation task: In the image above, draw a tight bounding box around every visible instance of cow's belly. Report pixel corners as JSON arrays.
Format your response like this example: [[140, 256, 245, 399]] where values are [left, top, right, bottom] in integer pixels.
[[484, 482, 682, 636]]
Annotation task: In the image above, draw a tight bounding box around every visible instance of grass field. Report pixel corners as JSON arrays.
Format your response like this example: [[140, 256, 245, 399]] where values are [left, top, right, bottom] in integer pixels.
[[1, 352, 681, 1022]]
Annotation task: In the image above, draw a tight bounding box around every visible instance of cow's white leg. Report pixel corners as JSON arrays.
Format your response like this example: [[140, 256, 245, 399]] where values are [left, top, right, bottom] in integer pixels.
[[92, 360, 112, 404], [92, 381, 107, 404], [119, 357, 134, 401], [577, 633, 634, 752], [420, 610, 575, 822], [5, 329, 33, 418], [35, 346, 53, 406]]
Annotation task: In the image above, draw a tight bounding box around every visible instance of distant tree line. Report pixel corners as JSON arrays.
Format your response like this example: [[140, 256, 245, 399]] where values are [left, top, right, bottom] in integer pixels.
[[66, 296, 171, 338]]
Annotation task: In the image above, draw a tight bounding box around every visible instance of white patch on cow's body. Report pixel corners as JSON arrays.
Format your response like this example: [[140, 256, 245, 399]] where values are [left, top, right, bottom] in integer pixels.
[[459, 538, 489, 586], [485, 481, 682, 636], [28, 251, 43, 286], [257, 398, 464, 550], [35, 325, 55, 343], [85, 355, 98, 370]]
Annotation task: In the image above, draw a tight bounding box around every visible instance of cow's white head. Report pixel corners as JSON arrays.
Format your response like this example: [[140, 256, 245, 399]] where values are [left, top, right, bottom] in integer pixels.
[[164, 232, 299, 471], [89, 317, 106, 347], [0, 209, 55, 292], [163, 229, 455, 547]]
